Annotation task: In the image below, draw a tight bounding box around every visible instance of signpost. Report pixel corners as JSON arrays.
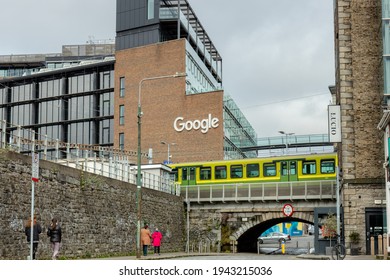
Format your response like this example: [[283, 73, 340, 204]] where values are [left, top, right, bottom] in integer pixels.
[[30, 153, 39, 260]]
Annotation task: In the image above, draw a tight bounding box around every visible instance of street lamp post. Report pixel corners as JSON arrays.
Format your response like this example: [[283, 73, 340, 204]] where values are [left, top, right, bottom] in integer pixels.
[[278, 131, 294, 154], [136, 72, 186, 258], [160, 141, 176, 164]]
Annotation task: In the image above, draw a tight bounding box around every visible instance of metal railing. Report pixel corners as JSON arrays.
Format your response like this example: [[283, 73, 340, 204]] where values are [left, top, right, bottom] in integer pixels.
[[0, 119, 179, 195], [183, 180, 336, 203]]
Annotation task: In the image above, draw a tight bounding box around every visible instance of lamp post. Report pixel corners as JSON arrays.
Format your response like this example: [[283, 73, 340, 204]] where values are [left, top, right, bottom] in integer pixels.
[[278, 131, 294, 154], [160, 141, 176, 164], [136, 72, 186, 258]]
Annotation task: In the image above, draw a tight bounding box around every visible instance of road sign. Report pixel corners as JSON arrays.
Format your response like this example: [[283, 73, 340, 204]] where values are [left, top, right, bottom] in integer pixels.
[[32, 153, 39, 182], [282, 203, 294, 217]]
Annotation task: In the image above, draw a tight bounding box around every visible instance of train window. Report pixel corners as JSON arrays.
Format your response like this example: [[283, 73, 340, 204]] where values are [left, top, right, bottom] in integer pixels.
[[281, 162, 288, 176], [182, 168, 188, 181], [200, 167, 211, 180], [247, 163, 260, 178], [215, 165, 227, 179], [264, 163, 276, 176], [290, 161, 297, 175], [302, 161, 316, 174], [171, 168, 178, 182], [230, 165, 243, 178], [321, 160, 335, 173]]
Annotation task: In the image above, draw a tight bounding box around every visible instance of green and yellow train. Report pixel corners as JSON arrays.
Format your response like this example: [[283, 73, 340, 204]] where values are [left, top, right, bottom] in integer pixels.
[[169, 153, 337, 186]]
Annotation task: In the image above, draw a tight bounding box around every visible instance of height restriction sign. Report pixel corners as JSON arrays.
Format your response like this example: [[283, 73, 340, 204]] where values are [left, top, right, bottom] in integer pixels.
[[282, 204, 294, 217], [32, 153, 39, 182]]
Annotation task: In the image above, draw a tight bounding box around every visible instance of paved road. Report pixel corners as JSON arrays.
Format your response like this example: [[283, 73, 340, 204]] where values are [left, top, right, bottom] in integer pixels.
[[96, 236, 376, 260]]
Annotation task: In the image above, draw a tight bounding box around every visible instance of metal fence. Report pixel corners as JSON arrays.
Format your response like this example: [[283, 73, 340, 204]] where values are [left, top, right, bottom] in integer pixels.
[[0, 119, 179, 195], [183, 180, 336, 203]]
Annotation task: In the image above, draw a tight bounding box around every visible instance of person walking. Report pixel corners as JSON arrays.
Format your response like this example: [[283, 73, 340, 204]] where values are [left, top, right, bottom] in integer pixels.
[[152, 227, 163, 255], [140, 224, 152, 256], [47, 218, 62, 260], [24, 215, 42, 260]]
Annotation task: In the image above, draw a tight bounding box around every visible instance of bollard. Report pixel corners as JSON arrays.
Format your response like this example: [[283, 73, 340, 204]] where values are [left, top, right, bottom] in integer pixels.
[[378, 235, 383, 255], [370, 236, 375, 256], [281, 240, 285, 254]]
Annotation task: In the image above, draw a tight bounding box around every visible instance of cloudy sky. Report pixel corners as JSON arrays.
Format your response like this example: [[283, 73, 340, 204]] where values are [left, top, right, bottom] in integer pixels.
[[0, 0, 335, 138]]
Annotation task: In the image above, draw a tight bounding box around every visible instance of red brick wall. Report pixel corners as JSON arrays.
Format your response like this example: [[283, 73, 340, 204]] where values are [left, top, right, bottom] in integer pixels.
[[114, 39, 224, 163]]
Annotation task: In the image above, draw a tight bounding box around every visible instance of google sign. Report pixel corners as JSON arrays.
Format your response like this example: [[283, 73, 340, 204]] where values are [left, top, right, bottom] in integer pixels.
[[174, 114, 219, 134]]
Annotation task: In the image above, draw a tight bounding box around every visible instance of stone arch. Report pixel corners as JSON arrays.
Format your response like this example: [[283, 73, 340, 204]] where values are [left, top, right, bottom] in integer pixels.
[[229, 210, 315, 252], [230, 211, 314, 241]]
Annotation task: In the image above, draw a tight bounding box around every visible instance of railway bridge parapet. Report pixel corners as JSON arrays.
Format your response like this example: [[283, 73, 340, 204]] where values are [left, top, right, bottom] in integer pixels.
[[185, 193, 336, 253]]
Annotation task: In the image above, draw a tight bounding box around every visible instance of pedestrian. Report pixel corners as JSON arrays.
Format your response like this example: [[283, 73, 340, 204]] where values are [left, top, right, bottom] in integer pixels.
[[140, 224, 152, 256], [152, 227, 163, 255], [24, 215, 42, 260], [47, 218, 62, 260]]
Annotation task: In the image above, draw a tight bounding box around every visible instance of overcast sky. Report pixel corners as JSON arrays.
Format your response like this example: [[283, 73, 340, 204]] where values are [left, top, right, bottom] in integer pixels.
[[0, 0, 335, 138]]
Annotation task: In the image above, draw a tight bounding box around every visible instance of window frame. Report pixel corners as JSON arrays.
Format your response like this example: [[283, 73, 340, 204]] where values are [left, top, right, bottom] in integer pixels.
[[320, 160, 335, 174], [230, 164, 243, 179], [119, 133, 124, 150], [246, 163, 260, 178], [263, 163, 276, 177], [199, 167, 212, 180], [119, 105, 125, 125], [302, 161, 316, 175], [215, 165, 227, 179], [119, 77, 125, 98]]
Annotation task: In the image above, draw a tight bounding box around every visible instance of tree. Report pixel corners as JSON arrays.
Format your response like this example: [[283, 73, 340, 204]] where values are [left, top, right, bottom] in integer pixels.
[[322, 213, 337, 247]]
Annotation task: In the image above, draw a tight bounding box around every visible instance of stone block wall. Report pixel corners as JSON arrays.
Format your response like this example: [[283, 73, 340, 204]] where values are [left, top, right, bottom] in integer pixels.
[[335, 0, 386, 254], [0, 150, 184, 259]]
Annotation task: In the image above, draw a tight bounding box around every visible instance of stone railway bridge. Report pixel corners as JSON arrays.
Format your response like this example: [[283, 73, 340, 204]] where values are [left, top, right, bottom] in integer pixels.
[[184, 184, 336, 252]]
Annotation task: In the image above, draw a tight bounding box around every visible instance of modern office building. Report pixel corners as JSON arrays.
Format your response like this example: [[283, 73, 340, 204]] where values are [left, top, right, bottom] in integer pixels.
[[0, 0, 257, 165]]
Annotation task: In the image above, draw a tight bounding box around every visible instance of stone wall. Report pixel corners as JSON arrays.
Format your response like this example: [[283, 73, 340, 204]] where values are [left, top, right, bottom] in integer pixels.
[[0, 150, 184, 260], [335, 0, 385, 254], [187, 203, 322, 253]]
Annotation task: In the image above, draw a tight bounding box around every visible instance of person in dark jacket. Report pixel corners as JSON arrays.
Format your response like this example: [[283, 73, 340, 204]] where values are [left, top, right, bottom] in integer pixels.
[[24, 215, 42, 260], [47, 218, 62, 260]]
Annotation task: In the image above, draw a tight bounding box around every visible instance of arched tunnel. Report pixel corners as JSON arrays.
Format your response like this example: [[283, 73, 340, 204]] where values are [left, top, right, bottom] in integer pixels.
[[236, 217, 313, 253]]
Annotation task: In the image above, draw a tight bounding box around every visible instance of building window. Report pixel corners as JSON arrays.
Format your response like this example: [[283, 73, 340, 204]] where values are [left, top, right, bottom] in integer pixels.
[[119, 77, 125, 97], [119, 105, 124, 125], [147, 0, 154, 20], [119, 133, 124, 150]]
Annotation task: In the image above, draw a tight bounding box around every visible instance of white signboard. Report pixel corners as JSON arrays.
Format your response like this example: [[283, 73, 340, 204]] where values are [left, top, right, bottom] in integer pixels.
[[32, 153, 39, 182], [328, 105, 341, 143]]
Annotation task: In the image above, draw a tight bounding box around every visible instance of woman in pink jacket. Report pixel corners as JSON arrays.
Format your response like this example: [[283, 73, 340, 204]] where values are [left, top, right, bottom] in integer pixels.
[[152, 228, 163, 255]]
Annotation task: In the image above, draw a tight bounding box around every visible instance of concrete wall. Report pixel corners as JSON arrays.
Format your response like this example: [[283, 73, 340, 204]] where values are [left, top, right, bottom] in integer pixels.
[[0, 150, 184, 260]]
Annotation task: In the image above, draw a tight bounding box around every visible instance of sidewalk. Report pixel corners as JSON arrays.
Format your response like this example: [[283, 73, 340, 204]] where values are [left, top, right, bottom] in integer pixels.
[[95, 252, 378, 260], [296, 253, 377, 260]]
